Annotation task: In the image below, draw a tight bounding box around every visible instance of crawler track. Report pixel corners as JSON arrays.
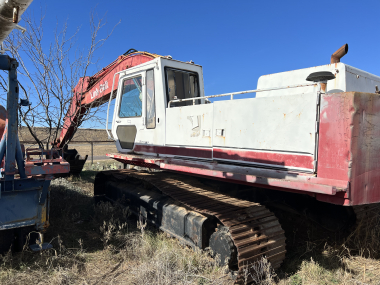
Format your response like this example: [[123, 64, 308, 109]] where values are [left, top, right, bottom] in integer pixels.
[[95, 170, 286, 283]]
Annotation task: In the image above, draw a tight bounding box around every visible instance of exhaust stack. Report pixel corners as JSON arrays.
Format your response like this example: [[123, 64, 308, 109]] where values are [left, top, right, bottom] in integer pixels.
[[331, 44, 349, 64]]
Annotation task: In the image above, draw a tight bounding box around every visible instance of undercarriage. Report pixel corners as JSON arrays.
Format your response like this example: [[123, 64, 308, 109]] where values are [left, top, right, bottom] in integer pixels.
[[94, 169, 287, 283]]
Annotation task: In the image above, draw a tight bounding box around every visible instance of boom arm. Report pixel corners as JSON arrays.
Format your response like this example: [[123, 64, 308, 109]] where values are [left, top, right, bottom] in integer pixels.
[[57, 51, 160, 147]]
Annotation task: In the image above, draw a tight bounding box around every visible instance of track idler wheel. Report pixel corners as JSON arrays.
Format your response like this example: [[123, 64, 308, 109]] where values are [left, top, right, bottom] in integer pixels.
[[209, 225, 237, 267]]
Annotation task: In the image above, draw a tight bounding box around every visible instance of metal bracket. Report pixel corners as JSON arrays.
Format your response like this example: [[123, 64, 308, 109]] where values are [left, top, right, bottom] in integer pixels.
[[0, 43, 9, 55], [39, 180, 50, 205], [15, 24, 26, 33]]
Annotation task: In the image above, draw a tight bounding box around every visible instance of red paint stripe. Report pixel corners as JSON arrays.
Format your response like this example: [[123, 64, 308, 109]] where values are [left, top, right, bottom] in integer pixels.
[[134, 145, 212, 159], [160, 163, 336, 195], [133, 145, 313, 168], [213, 148, 314, 169]]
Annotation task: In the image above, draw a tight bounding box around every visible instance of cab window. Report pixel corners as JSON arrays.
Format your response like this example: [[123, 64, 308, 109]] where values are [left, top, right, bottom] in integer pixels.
[[146, 70, 156, 128], [165, 68, 199, 107], [119, 76, 142, 118]]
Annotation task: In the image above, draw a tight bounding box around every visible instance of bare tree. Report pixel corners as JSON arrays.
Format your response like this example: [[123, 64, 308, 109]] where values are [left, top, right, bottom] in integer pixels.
[[1, 9, 118, 149]]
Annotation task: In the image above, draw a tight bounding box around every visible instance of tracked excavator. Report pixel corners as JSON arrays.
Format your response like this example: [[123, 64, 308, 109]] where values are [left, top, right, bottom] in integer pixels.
[[58, 44, 380, 283]]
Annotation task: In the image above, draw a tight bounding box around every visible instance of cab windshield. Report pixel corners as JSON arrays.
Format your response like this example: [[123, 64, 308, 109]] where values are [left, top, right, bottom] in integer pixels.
[[119, 76, 142, 118]]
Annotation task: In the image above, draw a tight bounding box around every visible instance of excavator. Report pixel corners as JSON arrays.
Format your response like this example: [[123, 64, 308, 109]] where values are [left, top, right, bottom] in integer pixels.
[[1, 1, 379, 282], [56, 43, 380, 283]]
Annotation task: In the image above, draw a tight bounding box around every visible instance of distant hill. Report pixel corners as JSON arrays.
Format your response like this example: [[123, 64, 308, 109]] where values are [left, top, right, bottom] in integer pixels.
[[19, 127, 111, 143]]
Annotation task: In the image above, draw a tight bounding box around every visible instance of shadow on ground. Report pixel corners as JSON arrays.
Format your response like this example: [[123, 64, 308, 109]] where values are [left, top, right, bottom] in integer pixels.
[[45, 174, 145, 253], [275, 209, 346, 277]]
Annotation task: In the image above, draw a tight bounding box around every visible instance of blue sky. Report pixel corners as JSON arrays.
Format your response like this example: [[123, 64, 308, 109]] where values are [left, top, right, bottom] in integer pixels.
[[15, 0, 380, 128]]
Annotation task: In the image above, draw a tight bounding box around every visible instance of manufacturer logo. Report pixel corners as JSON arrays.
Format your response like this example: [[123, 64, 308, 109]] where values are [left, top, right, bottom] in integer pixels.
[[91, 81, 109, 99]]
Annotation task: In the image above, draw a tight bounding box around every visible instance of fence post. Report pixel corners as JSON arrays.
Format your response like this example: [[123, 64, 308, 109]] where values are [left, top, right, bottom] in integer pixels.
[[91, 141, 93, 165]]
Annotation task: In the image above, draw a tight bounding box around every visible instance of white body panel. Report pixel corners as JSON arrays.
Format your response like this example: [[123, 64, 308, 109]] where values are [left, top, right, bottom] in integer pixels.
[[166, 104, 213, 147], [213, 93, 318, 154], [345, 65, 380, 93], [257, 63, 380, 97]]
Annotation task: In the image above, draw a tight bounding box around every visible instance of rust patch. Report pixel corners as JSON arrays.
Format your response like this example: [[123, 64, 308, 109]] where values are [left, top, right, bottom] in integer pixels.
[[320, 83, 327, 93], [331, 44, 348, 64]]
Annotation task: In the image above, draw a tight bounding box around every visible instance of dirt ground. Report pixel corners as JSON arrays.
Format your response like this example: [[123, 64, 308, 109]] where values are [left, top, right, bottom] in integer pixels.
[[1, 168, 380, 284], [19, 127, 111, 143], [20, 127, 117, 161]]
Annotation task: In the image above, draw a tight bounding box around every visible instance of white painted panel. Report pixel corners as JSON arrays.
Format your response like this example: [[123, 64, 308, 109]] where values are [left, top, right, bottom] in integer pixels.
[[345, 65, 380, 94], [213, 93, 318, 154], [166, 104, 213, 147], [257, 63, 346, 97]]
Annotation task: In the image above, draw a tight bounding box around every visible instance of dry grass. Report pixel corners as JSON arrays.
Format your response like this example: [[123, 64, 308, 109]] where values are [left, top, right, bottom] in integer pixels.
[[343, 215, 380, 259], [276, 254, 380, 285], [276, 213, 380, 285], [2, 172, 380, 284]]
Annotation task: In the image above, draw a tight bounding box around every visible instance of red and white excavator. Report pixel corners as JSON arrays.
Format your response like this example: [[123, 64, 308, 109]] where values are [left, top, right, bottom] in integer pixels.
[[59, 44, 380, 283]]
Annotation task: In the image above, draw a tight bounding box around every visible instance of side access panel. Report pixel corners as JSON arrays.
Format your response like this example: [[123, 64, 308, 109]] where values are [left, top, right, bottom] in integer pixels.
[[166, 104, 213, 148], [213, 93, 318, 171]]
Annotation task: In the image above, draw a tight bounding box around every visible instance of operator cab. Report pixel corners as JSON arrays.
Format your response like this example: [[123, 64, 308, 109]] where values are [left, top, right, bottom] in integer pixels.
[[110, 57, 205, 154]]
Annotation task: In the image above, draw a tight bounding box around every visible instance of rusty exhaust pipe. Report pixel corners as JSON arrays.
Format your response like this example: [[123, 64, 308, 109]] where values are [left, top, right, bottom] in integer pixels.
[[331, 44, 349, 64]]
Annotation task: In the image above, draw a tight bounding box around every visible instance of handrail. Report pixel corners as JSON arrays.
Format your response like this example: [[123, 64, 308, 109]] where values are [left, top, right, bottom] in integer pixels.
[[105, 70, 125, 140], [168, 83, 317, 108]]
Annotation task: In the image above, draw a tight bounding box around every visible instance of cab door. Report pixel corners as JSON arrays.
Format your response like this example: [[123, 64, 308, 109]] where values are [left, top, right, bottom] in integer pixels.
[[112, 72, 145, 152]]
